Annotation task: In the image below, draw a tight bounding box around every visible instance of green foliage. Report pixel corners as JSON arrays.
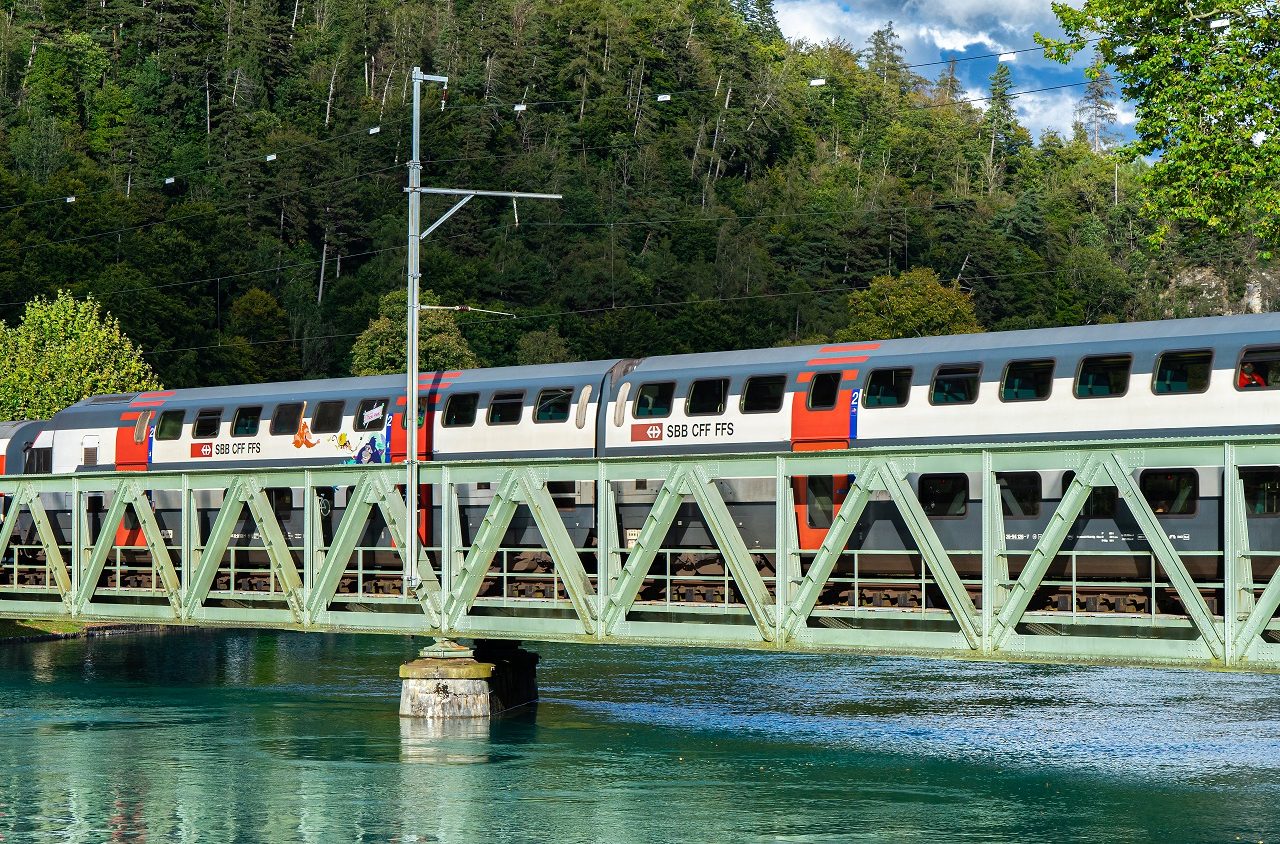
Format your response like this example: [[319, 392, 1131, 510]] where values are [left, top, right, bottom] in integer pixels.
[[1039, 0, 1280, 245], [516, 328, 573, 366], [350, 290, 479, 376], [0, 290, 162, 419], [837, 268, 983, 342]]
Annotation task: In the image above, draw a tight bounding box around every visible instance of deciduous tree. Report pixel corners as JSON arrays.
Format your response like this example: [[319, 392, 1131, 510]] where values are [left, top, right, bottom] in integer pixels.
[[836, 268, 983, 341]]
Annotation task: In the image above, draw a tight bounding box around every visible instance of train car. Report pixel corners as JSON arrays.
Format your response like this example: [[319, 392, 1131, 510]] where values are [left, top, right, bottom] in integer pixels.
[[6, 312, 1280, 613]]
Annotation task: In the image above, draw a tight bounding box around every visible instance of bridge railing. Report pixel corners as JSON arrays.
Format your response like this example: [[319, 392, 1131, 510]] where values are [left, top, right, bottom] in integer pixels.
[[1, 436, 1279, 669]]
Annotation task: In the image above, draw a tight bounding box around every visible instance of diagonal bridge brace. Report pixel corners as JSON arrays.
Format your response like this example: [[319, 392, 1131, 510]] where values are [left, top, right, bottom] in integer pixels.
[[305, 473, 442, 626], [445, 468, 598, 635], [76, 480, 182, 617], [0, 483, 71, 605], [601, 464, 777, 642]]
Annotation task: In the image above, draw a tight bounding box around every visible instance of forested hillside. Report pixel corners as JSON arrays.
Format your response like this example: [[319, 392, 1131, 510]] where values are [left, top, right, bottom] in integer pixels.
[[0, 0, 1260, 388]]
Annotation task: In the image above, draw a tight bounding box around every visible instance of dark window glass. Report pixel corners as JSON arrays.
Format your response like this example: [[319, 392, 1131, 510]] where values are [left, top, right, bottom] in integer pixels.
[[354, 398, 389, 432], [535, 388, 573, 423], [1075, 355, 1131, 398], [1001, 359, 1054, 402], [547, 480, 577, 510], [930, 365, 980, 405], [1238, 346, 1280, 390], [270, 403, 304, 436], [634, 383, 675, 418], [312, 400, 344, 434], [488, 391, 524, 425], [24, 447, 51, 474], [807, 475, 835, 528], [1154, 350, 1212, 394], [192, 408, 222, 439], [232, 406, 262, 437], [808, 372, 841, 410], [919, 474, 968, 517], [444, 393, 479, 427], [399, 398, 429, 429], [1061, 471, 1119, 518], [687, 378, 729, 415], [267, 487, 293, 519], [998, 472, 1041, 518], [864, 368, 911, 407], [155, 410, 184, 441], [1242, 467, 1280, 516], [1139, 470, 1198, 515], [742, 375, 786, 413]]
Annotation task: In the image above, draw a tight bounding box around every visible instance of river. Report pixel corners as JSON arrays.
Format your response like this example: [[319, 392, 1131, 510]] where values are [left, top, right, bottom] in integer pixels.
[[0, 630, 1277, 842]]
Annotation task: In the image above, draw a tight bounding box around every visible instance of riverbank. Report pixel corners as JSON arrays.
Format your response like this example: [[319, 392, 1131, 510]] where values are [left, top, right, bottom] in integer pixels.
[[0, 619, 161, 644]]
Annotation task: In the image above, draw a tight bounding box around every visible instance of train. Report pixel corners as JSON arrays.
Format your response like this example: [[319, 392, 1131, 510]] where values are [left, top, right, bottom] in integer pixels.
[[5, 312, 1280, 616]]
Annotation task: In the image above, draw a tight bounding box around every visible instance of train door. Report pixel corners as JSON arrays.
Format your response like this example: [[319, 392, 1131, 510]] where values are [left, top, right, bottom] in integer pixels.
[[115, 410, 152, 471], [390, 396, 433, 545], [791, 369, 857, 549]]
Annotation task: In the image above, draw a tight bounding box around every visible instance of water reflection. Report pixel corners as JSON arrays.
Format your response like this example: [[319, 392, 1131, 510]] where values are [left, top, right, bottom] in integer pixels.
[[0, 630, 1277, 843]]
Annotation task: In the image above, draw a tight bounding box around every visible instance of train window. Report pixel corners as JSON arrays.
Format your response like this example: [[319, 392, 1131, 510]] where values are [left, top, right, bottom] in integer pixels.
[[1001, 359, 1054, 402], [270, 403, 304, 436], [687, 378, 729, 416], [23, 447, 51, 474], [354, 398, 389, 432], [997, 472, 1041, 518], [1139, 470, 1197, 516], [864, 368, 911, 407], [133, 410, 154, 444], [398, 398, 428, 429], [1237, 346, 1280, 390], [1061, 471, 1118, 518], [488, 391, 524, 425], [1075, 355, 1131, 398], [1153, 350, 1212, 394], [155, 410, 184, 441], [930, 365, 980, 405], [742, 375, 786, 413], [1242, 468, 1280, 516], [807, 372, 841, 410], [312, 400, 344, 434], [634, 382, 675, 418], [535, 388, 573, 423], [919, 474, 968, 517], [444, 393, 479, 427], [232, 406, 262, 437], [192, 408, 222, 439], [806, 476, 835, 528]]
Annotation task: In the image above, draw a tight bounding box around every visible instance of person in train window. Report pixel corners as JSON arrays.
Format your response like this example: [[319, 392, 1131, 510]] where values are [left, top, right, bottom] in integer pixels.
[[1239, 362, 1266, 388]]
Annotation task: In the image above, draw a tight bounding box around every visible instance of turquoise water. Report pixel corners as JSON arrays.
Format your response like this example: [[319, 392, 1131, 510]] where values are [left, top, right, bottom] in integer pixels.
[[0, 631, 1278, 843]]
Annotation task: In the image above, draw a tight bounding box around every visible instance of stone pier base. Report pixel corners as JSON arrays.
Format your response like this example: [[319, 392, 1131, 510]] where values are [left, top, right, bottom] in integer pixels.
[[399, 639, 538, 719]]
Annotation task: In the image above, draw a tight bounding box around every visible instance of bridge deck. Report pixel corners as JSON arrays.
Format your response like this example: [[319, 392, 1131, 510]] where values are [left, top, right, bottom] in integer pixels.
[[2, 437, 1280, 670]]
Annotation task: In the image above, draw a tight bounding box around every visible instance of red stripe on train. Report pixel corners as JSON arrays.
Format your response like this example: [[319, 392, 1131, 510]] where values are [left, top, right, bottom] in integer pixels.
[[819, 343, 879, 353], [805, 355, 867, 366]]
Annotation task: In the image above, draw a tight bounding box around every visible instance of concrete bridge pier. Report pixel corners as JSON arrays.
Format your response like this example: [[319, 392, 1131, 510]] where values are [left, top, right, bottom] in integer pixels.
[[399, 639, 539, 719]]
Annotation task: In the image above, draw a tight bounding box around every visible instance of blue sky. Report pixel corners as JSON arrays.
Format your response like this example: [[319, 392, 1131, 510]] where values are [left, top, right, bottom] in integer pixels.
[[776, 0, 1135, 140]]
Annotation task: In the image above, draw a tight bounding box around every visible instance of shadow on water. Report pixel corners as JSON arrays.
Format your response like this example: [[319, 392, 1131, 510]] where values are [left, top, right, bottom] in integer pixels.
[[0, 629, 1277, 843]]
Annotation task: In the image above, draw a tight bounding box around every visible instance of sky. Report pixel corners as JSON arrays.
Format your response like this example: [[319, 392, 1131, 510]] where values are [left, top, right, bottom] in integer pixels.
[[775, 0, 1136, 141]]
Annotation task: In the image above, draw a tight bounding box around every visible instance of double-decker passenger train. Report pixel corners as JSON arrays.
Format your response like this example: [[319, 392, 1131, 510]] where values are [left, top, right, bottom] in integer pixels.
[[5, 312, 1280, 615]]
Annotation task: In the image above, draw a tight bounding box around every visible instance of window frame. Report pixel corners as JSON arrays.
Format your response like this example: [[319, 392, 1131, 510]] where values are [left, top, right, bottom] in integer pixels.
[[487, 390, 525, 426], [353, 398, 390, 433], [918, 473, 970, 519], [443, 393, 480, 428], [996, 471, 1042, 519], [633, 381, 676, 419], [928, 363, 982, 406], [155, 410, 185, 441], [862, 367, 913, 409], [686, 377, 730, 417], [534, 387, 574, 424], [1073, 354, 1132, 399], [740, 375, 787, 414], [311, 400, 345, 434], [1138, 469, 1199, 517], [270, 402, 305, 436], [807, 372, 842, 411], [399, 397, 429, 430], [1151, 348, 1213, 396], [999, 358, 1055, 403], [192, 408, 223, 440], [1234, 345, 1280, 392], [1241, 466, 1280, 517], [231, 405, 263, 438]]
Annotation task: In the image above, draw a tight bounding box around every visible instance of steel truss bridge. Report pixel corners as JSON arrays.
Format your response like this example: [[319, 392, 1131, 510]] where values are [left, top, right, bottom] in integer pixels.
[[3, 436, 1280, 670]]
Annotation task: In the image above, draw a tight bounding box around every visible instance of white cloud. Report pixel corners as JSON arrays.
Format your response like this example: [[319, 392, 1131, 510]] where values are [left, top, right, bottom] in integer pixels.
[[1012, 90, 1081, 136], [776, 1, 880, 45], [914, 25, 1005, 52]]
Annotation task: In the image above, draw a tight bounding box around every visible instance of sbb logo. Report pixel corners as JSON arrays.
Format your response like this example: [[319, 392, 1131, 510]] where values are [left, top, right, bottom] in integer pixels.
[[190, 443, 213, 458], [630, 423, 664, 442]]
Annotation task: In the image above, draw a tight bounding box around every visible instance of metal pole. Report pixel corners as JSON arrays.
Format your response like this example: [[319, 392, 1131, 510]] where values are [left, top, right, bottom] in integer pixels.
[[406, 68, 424, 589]]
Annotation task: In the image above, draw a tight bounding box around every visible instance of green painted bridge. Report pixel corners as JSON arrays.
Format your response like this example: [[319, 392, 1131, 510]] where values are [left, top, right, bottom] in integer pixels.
[[3, 437, 1280, 670]]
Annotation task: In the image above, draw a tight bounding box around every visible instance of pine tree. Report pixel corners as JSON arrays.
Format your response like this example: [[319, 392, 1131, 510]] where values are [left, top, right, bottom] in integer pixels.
[[1076, 57, 1118, 152]]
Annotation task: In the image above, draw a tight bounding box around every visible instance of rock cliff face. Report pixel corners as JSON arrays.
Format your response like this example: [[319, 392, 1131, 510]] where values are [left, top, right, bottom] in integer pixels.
[[1160, 264, 1280, 317]]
